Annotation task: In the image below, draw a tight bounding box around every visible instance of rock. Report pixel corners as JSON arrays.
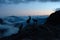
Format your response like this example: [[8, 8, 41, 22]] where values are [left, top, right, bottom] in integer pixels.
[[45, 10, 60, 26], [44, 10, 60, 38]]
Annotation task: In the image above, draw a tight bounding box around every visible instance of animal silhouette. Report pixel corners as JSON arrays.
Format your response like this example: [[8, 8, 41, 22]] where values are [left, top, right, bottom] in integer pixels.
[[26, 16, 31, 24], [32, 18, 38, 24], [0, 18, 4, 24]]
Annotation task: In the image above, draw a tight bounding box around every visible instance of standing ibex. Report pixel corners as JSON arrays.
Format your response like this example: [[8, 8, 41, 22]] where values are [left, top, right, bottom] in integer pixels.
[[0, 18, 4, 24], [26, 16, 31, 24], [32, 18, 38, 24]]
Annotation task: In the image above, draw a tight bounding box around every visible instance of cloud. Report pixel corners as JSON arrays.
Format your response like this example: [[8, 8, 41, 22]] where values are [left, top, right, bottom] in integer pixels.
[[55, 8, 60, 11], [50, 0, 60, 2], [28, 0, 36, 1], [39, 0, 48, 2], [0, 0, 60, 4], [39, 0, 60, 2], [0, 0, 6, 4], [0, 0, 22, 4]]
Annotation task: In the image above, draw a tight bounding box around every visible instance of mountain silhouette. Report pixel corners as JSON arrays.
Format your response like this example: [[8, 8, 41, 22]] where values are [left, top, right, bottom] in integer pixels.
[[44, 10, 60, 38], [45, 10, 60, 26]]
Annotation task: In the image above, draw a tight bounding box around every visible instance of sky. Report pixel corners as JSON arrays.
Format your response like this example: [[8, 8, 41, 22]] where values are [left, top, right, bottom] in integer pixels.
[[0, 0, 60, 17]]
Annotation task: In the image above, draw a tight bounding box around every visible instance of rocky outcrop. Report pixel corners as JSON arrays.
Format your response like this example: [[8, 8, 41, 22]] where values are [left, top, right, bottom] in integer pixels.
[[45, 10, 60, 26], [44, 10, 60, 39]]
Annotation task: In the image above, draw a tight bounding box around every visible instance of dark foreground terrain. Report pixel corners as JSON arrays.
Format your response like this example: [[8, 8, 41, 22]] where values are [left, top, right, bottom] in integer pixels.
[[0, 10, 60, 40]]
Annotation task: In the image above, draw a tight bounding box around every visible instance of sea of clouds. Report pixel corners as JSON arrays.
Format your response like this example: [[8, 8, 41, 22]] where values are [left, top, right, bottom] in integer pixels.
[[0, 16, 48, 38]]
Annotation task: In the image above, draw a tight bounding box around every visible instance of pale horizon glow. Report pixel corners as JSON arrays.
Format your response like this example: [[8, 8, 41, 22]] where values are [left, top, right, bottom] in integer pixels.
[[18, 10, 54, 16], [0, 9, 54, 17]]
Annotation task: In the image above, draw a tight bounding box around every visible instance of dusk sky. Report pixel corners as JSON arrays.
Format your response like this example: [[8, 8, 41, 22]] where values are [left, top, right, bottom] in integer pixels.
[[0, 0, 60, 17]]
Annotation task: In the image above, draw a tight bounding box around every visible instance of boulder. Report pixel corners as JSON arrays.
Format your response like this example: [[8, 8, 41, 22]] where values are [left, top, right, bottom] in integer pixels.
[[45, 10, 60, 26], [44, 10, 60, 38]]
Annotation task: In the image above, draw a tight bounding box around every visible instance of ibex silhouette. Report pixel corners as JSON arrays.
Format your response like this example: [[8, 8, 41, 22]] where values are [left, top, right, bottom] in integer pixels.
[[26, 16, 31, 24], [32, 18, 38, 24], [0, 18, 4, 24]]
